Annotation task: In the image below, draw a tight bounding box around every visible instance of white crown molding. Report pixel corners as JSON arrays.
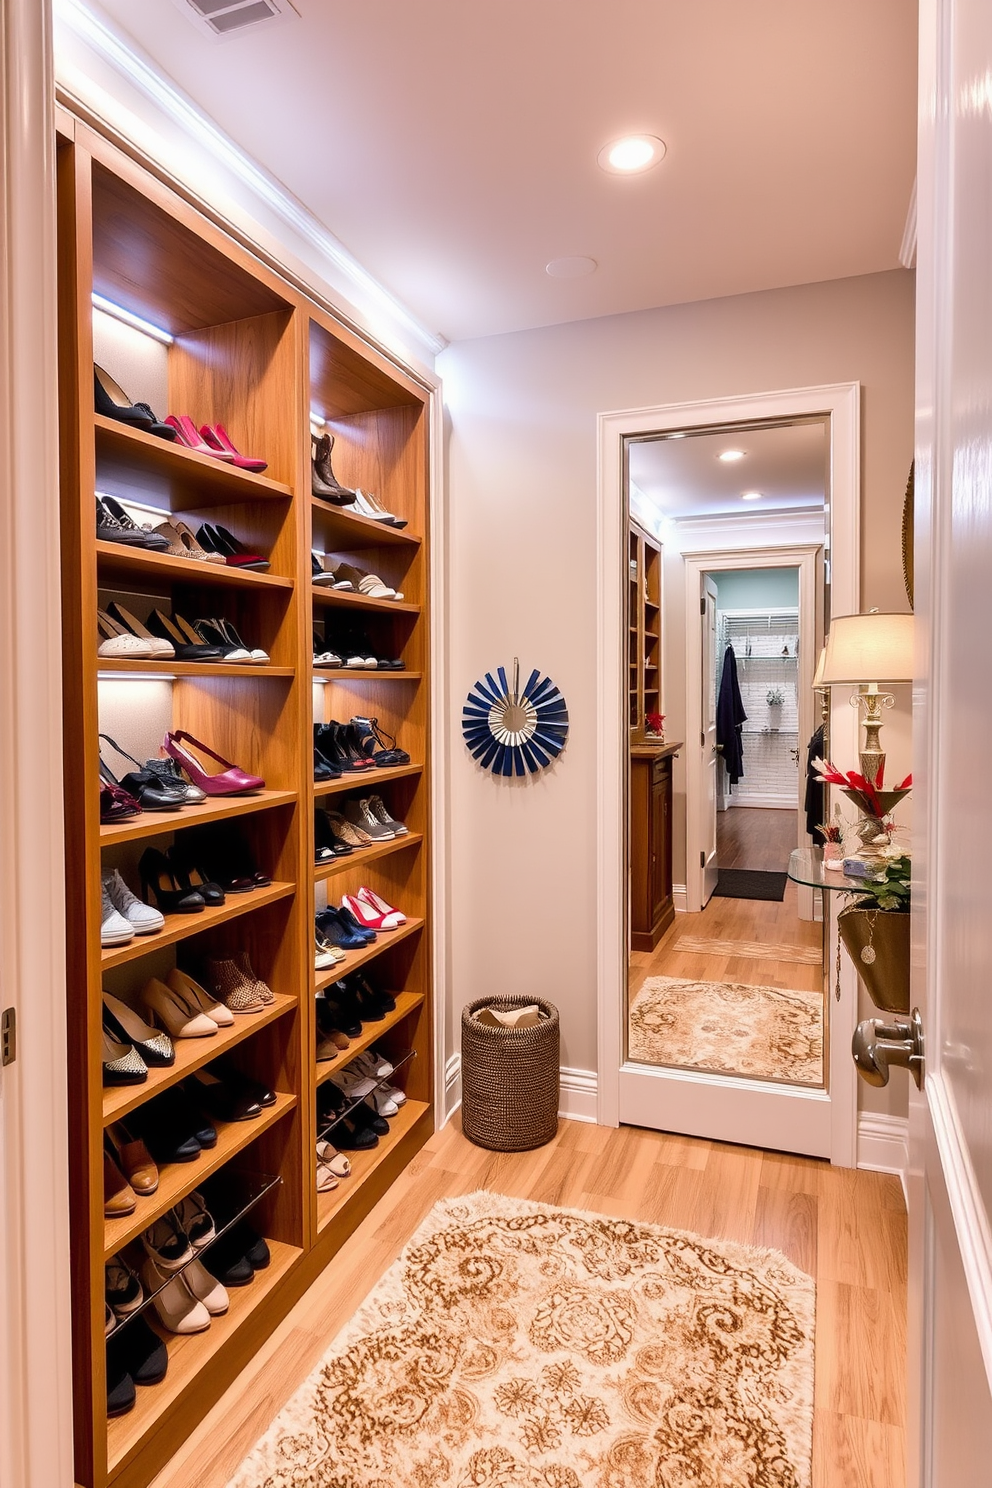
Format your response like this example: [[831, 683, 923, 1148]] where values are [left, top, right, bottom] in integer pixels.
[[53, 0, 446, 359], [899, 177, 918, 270]]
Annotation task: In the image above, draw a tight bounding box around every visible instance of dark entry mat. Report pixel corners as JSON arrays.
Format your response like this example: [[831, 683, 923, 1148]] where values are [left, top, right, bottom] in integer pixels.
[[713, 869, 787, 902]]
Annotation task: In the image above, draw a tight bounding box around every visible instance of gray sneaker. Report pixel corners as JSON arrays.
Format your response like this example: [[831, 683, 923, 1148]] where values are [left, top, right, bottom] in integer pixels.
[[343, 797, 395, 841], [366, 794, 408, 836], [101, 882, 134, 946]]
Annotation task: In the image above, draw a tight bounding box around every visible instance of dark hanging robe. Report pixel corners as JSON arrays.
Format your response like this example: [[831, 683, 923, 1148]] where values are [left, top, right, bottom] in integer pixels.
[[716, 644, 747, 786], [804, 724, 826, 843]]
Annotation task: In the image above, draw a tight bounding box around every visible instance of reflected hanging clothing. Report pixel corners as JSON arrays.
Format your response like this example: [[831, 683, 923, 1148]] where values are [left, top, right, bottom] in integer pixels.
[[805, 724, 826, 843], [716, 644, 747, 786]]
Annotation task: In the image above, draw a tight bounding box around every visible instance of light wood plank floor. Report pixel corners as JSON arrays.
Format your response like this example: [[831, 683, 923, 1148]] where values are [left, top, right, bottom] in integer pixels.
[[149, 1118, 907, 1488], [630, 884, 825, 999], [718, 804, 799, 871]]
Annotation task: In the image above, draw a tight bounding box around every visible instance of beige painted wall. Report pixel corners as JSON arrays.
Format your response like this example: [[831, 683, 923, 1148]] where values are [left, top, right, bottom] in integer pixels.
[[440, 268, 915, 1121]]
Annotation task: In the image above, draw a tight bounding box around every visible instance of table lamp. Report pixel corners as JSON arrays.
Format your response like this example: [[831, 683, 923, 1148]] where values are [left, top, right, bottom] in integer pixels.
[[818, 612, 914, 787]]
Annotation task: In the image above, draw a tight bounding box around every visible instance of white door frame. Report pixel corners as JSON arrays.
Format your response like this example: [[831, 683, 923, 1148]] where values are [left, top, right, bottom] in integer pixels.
[[596, 382, 861, 1166], [684, 545, 821, 918]]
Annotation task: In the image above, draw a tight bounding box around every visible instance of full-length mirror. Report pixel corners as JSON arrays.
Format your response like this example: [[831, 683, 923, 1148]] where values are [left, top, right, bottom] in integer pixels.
[[626, 419, 830, 1091]]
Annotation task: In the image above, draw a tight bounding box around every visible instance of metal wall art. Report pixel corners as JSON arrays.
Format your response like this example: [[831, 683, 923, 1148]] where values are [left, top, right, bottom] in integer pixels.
[[462, 658, 568, 776]]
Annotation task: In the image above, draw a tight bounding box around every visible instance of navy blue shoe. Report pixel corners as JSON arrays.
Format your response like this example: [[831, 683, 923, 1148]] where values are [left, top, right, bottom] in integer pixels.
[[336, 902, 377, 945], [316, 906, 372, 950]]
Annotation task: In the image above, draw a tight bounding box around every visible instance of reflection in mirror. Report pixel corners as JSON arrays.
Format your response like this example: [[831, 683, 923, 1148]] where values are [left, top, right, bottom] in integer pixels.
[[625, 418, 829, 1090]]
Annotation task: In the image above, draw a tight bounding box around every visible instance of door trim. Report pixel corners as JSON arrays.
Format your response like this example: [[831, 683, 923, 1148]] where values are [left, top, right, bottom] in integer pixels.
[[684, 546, 820, 915], [596, 383, 860, 1161]]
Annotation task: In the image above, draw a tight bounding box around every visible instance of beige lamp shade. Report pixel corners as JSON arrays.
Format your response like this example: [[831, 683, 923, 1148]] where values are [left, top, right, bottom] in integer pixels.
[[812, 645, 828, 689], [819, 612, 914, 685]]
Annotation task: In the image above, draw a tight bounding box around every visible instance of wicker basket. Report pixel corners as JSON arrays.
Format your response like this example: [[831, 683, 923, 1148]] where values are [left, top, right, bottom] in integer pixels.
[[461, 996, 560, 1152]]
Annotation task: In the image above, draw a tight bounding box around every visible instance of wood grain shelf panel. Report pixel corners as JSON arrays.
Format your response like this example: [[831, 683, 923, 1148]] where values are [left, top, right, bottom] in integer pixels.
[[312, 667, 422, 682], [103, 1093, 296, 1260], [100, 881, 296, 971], [316, 1100, 429, 1231], [99, 790, 297, 848], [315, 991, 424, 1088], [311, 496, 421, 550], [96, 542, 294, 592], [311, 585, 419, 616], [313, 833, 422, 884], [97, 659, 294, 680], [106, 1238, 301, 1474], [314, 918, 424, 990], [313, 764, 421, 800], [102, 993, 297, 1124], [95, 415, 293, 509]]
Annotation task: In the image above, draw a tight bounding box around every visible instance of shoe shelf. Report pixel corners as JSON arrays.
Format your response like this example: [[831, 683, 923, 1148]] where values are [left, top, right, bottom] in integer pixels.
[[95, 415, 294, 509], [313, 833, 423, 884], [311, 585, 420, 616], [314, 990, 424, 1089], [316, 1099, 430, 1233], [312, 667, 423, 681], [97, 658, 295, 680], [313, 763, 422, 799], [102, 993, 297, 1124], [103, 1093, 297, 1261], [311, 495, 422, 550], [313, 917, 425, 990], [95, 542, 296, 592], [99, 790, 298, 847], [106, 1237, 301, 1477], [100, 882, 296, 971]]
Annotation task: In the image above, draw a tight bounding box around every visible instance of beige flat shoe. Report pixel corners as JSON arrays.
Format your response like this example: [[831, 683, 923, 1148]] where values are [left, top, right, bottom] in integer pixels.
[[316, 1139, 351, 1178]]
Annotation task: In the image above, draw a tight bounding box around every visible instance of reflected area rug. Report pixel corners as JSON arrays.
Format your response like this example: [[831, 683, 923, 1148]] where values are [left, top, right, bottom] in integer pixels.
[[629, 976, 824, 1086], [229, 1191, 815, 1488]]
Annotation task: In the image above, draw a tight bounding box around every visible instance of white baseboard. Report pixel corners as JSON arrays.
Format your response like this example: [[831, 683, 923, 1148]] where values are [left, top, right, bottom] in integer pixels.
[[559, 1066, 598, 1123], [673, 883, 688, 913], [857, 1111, 909, 1204], [726, 795, 795, 809]]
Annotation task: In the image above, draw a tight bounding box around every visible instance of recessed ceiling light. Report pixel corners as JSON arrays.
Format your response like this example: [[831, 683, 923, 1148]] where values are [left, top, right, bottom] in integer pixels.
[[741, 491, 763, 501], [718, 450, 745, 462], [545, 256, 598, 278], [598, 135, 666, 175]]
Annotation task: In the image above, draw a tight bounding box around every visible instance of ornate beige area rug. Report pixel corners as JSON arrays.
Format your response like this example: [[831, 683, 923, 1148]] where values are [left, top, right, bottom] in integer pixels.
[[629, 976, 824, 1086], [229, 1190, 815, 1488]]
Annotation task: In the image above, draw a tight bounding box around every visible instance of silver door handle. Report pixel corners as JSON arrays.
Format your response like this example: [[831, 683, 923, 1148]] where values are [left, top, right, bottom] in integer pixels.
[[852, 1008, 925, 1089]]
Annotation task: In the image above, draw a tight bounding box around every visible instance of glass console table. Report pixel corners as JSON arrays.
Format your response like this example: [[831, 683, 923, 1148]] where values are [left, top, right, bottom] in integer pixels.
[[788, 846, 871, 894]]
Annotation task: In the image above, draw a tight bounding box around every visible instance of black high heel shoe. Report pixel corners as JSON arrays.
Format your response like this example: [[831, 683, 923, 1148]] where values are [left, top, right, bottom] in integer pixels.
[[138, 848, 206, 914], [99, 735, 188, 811], [94, 365, 177, 440], [145, 609, 226, 663], [195, 523, 269, 572], [166, 844, 225, 907]]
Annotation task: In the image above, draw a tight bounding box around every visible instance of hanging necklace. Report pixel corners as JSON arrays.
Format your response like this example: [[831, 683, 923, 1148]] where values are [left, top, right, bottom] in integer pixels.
[[859, 908, 880, 965]]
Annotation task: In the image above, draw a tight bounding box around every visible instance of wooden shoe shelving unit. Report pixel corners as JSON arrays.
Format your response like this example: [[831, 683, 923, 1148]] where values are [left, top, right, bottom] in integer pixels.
[[57, 114, 434, 1488]]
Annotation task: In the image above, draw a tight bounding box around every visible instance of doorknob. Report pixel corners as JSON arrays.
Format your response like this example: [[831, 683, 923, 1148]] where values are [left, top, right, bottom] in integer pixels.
[[852, 1008, 925, 1089]]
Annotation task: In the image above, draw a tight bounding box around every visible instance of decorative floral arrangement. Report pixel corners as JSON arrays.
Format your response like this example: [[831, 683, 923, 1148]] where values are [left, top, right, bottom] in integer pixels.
[[645, 711, 665, 738], [850, 851, 912, 911], [812, 756, 912, 818], [766, 688, 784, 706], [816, 818, 843, 844]]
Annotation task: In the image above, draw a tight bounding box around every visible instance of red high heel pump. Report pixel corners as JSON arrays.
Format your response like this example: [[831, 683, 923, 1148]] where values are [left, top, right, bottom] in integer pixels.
[[198, 423, 267, 473], [164, 415, 235, 460], [163, 731, 265, 796]]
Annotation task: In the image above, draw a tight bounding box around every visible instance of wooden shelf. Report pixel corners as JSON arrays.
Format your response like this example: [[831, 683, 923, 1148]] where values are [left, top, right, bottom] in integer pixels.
[[311, 584, 420, 615], [103, 1093, 296, 1260], [317, 1100, 429, 1230], [314, 764, 421, 799], [314, 832, 422, 883], [95, 415, 293, 510], [100, 881, 296, 971], [99, 789, 297, 848], [102, 993, 297, 1124], [315, 990, 424, 1087], [313, 667, 422, 682], [96, 541, 294, 592], [106, 1238, 301, 1474], [311, 496, 421, 550], [314, 917, 424, 989], [97, 658, 294, 679]]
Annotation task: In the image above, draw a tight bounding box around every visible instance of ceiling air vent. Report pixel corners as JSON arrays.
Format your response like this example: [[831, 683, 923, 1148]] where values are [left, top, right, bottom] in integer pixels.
[[171, 0, 301, 40]]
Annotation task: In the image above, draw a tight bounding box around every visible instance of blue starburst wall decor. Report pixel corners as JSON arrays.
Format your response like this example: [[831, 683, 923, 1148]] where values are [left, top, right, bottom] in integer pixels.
[[462, 658, 569, 776]]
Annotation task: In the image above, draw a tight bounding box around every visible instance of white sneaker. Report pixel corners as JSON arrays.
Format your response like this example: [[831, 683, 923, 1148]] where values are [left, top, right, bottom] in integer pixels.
[[101, 882, 134, 946], [381, 1081, 406, 1107], [103, 868, 165, 936], [369, 1087, 399, 1117], [330, 1066, 377, 1099], [352, 1047, 394, 1079]]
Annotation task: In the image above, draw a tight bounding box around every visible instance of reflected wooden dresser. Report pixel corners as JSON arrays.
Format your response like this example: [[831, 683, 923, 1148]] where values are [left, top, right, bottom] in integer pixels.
[[630, 742, 680, 951]]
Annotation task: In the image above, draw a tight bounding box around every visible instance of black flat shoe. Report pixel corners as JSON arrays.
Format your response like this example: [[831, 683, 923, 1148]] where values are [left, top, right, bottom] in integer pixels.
[[185, 1068, 261, 1123], [99, 734, 188, 812], [105, 1352, 136, 1416], [208, 1057, 275, 1108], [95, 364, 154, 430], [138, 848, 206, 914], [333, 1113, 379, 1150], [99, 495, 170, 551], [200, 1231, 254, 1287], [96, 496, 151, 547], [115, 1316, 169, 1386]]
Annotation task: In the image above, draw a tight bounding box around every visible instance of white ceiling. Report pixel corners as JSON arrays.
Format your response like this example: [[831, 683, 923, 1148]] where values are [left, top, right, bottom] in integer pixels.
[[88, 0, 917, 343], [629, 421, 827, 519]]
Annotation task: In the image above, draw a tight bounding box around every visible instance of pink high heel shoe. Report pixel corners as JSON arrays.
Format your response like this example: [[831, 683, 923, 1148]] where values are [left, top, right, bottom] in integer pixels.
[[341, 887, 405, 931], [163, 731, 264, 796], [198, 423, 267, 473], [164, 415, 235, 460]]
